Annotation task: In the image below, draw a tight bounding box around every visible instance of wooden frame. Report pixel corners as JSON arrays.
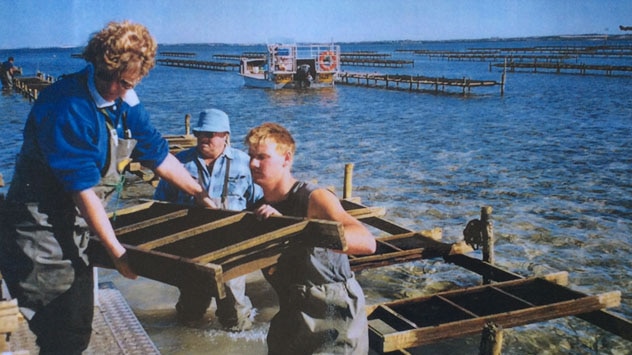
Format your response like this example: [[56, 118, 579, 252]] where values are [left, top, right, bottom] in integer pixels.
[[367, 273, 620, 353], [90, 201, 345, 298]]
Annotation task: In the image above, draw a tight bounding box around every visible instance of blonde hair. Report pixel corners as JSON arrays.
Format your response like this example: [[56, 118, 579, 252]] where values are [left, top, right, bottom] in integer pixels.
[[82, 20, 157, 81], [244, 122, 296, 156]]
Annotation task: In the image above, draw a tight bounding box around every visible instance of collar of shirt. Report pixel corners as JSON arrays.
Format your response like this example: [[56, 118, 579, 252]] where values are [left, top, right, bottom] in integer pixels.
[[86, 64, 141, 108], [196, 147, 234, 170]]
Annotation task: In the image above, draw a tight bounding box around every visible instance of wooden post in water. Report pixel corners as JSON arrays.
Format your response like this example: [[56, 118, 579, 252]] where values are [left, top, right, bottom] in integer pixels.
[[481, 206, 494, 284], [343, 163, 354, 199], [185, 114, 191, 135], [479, 322, 503, 355], [501, 58, 506, 96]]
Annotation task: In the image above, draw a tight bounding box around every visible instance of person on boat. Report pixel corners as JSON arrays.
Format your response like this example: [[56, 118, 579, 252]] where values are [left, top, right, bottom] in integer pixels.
[[244, 122, 377, 354], [1, 56, 17, 90], [0, 21, 215, 354], [154, 108, 262, 331]]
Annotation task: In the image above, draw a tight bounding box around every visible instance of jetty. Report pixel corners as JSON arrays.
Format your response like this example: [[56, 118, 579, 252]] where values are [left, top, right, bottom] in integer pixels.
[[214, 53, 266, 61], [341, 51, 392, 59], [12, 73, 55, 102], [492, 60, 632, 76], [336, 71, 505, 96], [159, 51, 196, 57], [156, 58, 239, 71], [401, 49, 574, 63], [341, 58, 414, 68]]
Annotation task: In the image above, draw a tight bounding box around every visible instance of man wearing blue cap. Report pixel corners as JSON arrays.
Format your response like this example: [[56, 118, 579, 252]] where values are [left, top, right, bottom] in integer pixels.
[[155, 108, 262, 330]]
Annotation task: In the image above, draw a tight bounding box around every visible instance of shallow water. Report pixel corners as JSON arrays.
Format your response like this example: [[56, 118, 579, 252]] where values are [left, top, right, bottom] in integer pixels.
[[2, 38, 632, 354]]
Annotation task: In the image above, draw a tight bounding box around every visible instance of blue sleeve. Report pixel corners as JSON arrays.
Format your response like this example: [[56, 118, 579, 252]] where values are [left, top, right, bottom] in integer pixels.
[[154, 178, 178, 201], [33, 93, 104, 192], [153, 148, 197, 205], [125, 103, 169, 170]]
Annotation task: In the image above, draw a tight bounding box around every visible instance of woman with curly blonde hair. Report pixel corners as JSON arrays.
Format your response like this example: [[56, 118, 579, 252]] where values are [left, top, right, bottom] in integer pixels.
[[0, 21, 214, 353]]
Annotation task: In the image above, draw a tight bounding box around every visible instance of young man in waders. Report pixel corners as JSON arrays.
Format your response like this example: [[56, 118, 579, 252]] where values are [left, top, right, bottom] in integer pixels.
[[245, 122, 376, 354], [154, 108, 262, 331], [0, 21, 215, 354]]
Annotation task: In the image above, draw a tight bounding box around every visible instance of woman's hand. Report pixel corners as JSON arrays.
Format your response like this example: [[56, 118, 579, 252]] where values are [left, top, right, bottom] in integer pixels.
[[112, 251, 137, 279], [194, 190, 218, 208]]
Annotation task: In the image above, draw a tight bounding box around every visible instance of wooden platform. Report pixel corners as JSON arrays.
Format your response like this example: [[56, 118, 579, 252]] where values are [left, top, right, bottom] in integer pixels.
[[367, 273, 620, 353], [336, 71, 505, 96], [157, 58, 239, 71], [12, 74, 55, 102]]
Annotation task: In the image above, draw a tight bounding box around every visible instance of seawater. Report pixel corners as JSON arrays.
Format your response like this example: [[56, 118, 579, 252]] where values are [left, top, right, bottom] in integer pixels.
[[1, 38, 631, 354]]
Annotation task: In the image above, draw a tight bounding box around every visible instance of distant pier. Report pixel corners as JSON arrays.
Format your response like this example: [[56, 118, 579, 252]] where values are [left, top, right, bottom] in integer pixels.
[[214, 53, 265, 61], [398, 44, 632, 77], [492, 60, 632, 76], [399, 49, 574, 63], [336, 71, 505, 96], [159, 51, 196, 57], [341, 51, 391, 59], [12, 73, 55, 101], [156, 58, 239, 71], [341, 58, 414, 68]]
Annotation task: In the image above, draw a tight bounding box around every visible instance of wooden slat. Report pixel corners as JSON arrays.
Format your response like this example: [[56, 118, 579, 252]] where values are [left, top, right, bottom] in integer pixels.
[[435, 295, 481, 318], [191, 220, 309, 263], [137, 213, 247, 250], [350, 230, 466, 271], [89, 240, 226, 298], [341, 199, 411, 234], [372, 305, 418, 330], [345, 206, 386, 219], [114, 209, 190, 236], [577, 309, 632, 342], [107, 200, 156, 218], [350, 249, 424, 271]]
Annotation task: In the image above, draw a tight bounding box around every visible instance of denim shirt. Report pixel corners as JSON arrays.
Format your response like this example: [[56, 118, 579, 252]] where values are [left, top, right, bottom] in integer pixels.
[[154, 145, 262, 210]]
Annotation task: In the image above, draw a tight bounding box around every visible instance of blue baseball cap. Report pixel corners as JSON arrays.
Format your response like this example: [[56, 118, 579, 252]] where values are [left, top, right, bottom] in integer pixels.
[[192, 108, 231, 134]]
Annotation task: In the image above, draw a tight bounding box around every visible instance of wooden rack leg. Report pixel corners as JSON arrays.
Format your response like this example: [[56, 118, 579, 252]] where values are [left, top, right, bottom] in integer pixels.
[[343, 163, 354, 199], [479, 322, 503, 355], [481, 206, 495, 284]]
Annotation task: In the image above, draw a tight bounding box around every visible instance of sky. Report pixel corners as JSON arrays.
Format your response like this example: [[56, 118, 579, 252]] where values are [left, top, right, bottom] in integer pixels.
[[1, 0, 631, 49]]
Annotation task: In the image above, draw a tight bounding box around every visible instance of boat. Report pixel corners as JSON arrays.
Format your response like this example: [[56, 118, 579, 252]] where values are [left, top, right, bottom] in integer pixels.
[[239, 43, 340, 89]]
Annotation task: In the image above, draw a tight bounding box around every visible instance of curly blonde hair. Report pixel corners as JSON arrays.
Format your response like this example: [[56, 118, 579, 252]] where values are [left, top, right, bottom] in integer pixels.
[[244, 122, 296, 156], [82, 20, 157, 81]]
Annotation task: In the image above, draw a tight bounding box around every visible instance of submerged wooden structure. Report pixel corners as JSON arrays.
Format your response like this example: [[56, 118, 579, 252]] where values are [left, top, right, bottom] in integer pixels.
[[12, 72, 55, 102], [341, 58, 415, 68], [342, 197, 631, 353], [336, 71, 506, 96], [157, 58, 239, 71], [492, 60, 632, 76], [367, 272, 620, 353]]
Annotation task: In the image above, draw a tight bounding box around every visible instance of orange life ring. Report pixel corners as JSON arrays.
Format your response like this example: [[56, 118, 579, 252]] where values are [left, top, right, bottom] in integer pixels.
[[319, 51, 337, 71]]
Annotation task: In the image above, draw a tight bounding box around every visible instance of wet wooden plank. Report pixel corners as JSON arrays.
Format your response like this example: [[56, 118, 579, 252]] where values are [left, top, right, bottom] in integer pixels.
[[367, 275, 621, 353], [349, 229, 473, 271]]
